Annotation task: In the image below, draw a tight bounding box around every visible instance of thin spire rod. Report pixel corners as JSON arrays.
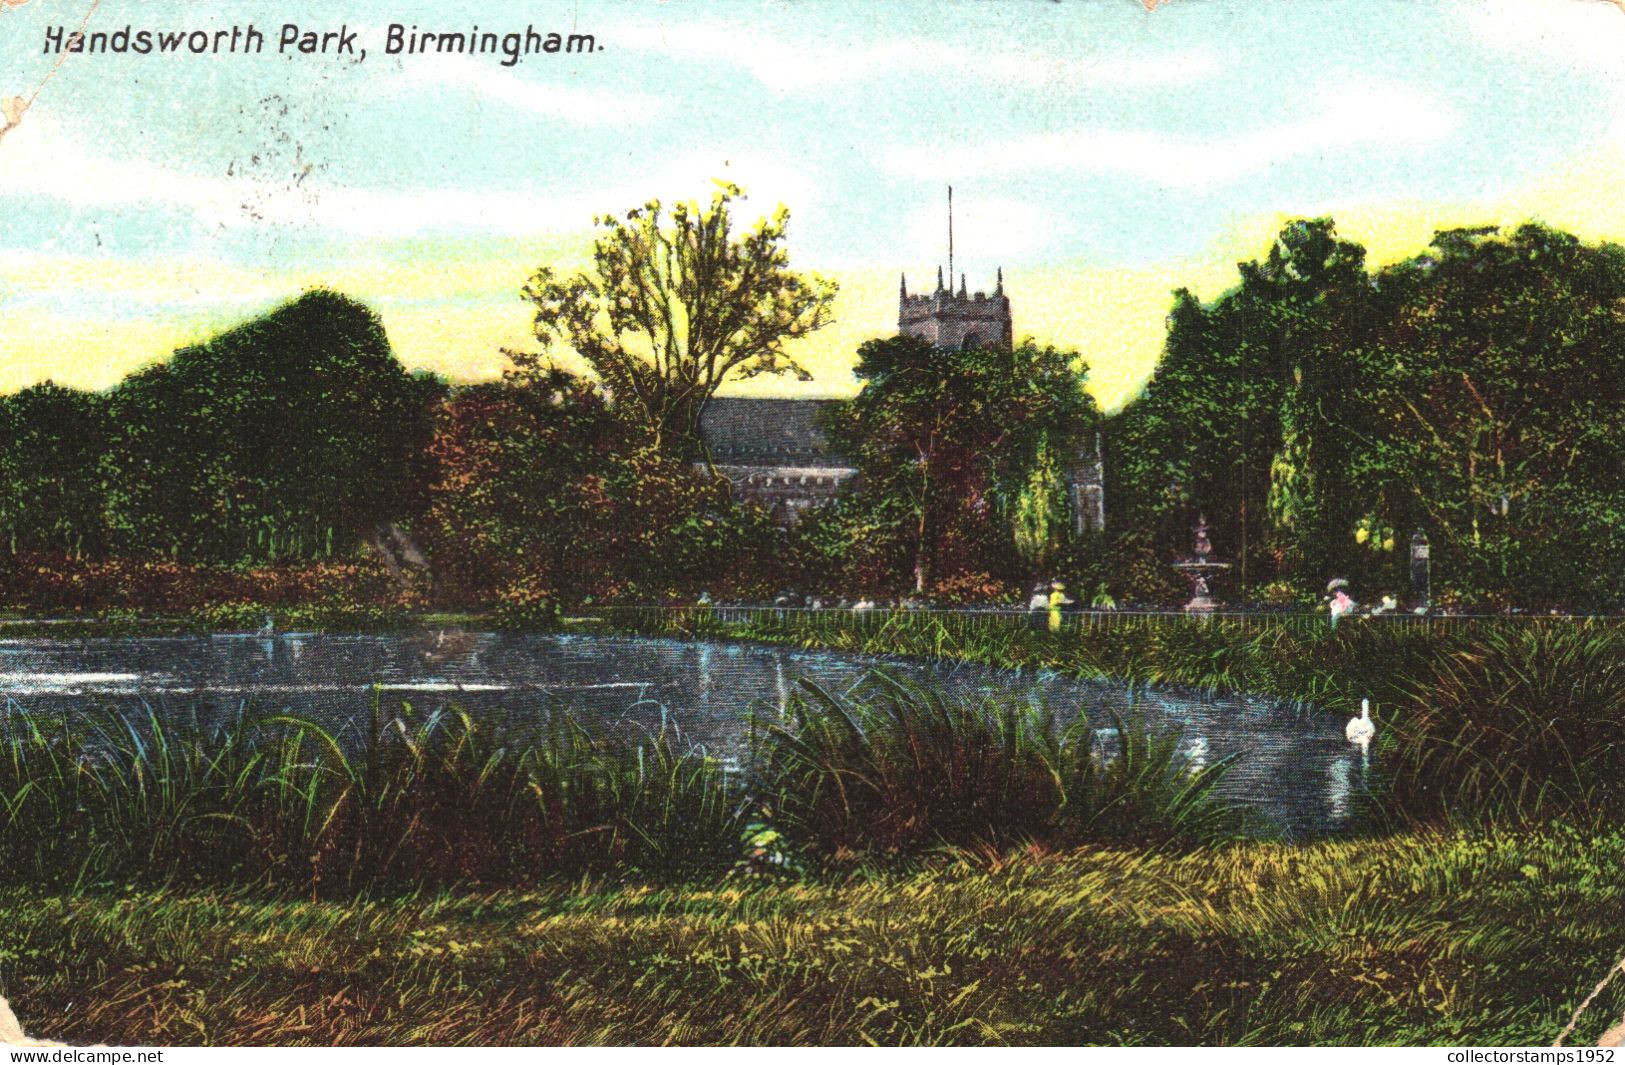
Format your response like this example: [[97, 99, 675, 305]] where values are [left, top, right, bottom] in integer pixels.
[[947, 185, 954, 288]]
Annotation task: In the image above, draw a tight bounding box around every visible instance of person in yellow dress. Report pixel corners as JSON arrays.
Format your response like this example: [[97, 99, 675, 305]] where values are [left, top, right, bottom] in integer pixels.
[[1047, 580, 1073, 633]]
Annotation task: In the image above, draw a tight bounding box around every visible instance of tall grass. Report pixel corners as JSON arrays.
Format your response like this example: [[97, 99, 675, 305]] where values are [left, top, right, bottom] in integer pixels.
[[0, 676, 1247, 892], [0, 697, 742, 894], [758, 676, 1239, 859], [1385, 624, 1625, 825]]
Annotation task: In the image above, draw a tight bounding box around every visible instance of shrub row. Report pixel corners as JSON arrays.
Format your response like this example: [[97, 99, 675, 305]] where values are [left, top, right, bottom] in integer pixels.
[[0, 553, 413, 615]]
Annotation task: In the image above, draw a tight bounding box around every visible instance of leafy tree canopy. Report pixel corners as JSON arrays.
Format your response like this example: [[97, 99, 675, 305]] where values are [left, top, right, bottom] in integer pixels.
[[826, 335, 1098, 595], [516, 182, 837, 462], [103, 289, 442, 563]]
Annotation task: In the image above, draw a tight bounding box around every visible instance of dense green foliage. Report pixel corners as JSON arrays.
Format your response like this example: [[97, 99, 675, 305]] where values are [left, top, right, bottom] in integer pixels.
[[1109, 220, 1370, 596], [0, 291, 787, 611], [813, 336, 1100, 596], [108, 291, 443, 562], [1110, 220, 1625, 609], [0, 291, 442, 568], [419, 367, 784, 606], [0, 382, 111, 558]]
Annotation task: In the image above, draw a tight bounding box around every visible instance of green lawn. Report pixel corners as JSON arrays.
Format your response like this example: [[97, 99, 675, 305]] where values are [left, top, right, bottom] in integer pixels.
[[4, 828, 1622, 1046]]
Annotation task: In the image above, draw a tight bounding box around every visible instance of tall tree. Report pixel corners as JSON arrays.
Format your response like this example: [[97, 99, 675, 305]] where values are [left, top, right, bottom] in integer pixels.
[[827, 336, 1097, 595], [104, 290, 441, 562], [516, 183, 837, 462], [1109, 219, 1371, 595], [1249, 219, 1372, 584], [1349, 224, 1625, 608]]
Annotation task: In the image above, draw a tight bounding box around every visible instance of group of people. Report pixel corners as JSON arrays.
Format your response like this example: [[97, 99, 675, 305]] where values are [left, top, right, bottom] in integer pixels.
[[1027, 580, 1074, 632], [1327, 582, 1404, 627]]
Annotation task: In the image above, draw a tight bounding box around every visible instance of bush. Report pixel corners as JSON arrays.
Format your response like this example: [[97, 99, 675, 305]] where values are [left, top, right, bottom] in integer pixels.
[[930, 571, 1016, 605], [1385, 624, 1625, 825], [189, 601, 272, 631], [493, 579, 561, 631], [758, 675, 1239, 859]]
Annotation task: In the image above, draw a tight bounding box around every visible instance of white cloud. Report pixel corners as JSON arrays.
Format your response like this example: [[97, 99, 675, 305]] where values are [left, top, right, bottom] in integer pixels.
[[396, 56, 669, 125], [882, 81, 1459, 189], [1462, 0, 1625, 74], [0, 116, 819, 238], [612, 19, 1220, 93], [1461, 0, 1625, 142]]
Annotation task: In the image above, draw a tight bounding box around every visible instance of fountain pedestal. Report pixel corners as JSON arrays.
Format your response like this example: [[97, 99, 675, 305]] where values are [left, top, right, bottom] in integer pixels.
[[1171, 515, 1231, 614]]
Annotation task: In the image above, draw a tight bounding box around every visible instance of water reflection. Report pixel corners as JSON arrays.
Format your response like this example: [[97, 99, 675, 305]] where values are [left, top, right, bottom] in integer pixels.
[[0, 632, 1374, 836]]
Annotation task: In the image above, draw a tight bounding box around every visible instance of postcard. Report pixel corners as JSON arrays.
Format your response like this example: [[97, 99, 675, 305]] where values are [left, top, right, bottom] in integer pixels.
[[2, 0, 1624, 1050]]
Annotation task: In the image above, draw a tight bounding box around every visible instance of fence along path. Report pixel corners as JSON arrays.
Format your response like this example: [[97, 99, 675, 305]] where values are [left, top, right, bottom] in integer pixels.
[[588, 604, 1621, 641]]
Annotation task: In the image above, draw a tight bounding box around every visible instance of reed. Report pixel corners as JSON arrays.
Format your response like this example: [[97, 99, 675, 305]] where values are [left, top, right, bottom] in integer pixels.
[[593, 605, 1458, 713], [757, 676, 1238, 859], [0, 696, 743, 894], [0, 674, 1243, 892], [1384, 623, 1625, 825]]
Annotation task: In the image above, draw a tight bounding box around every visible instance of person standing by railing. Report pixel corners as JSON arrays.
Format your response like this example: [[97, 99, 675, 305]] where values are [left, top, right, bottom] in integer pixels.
[[1027, 582, 1049, 631], [1329, 588, 1356, 628], [1047, 580, 1074, 633]]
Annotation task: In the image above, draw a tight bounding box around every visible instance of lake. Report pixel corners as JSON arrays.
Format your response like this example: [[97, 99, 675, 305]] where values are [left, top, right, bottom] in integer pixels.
[[0, 631, 1374, 836]]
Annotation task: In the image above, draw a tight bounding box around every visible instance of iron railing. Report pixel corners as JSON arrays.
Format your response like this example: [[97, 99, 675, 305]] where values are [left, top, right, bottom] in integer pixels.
[[579, 603, 1618, 641]]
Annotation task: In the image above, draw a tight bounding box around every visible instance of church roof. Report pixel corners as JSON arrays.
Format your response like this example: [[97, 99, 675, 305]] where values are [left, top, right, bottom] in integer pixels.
[[699, 398, 850, 466]]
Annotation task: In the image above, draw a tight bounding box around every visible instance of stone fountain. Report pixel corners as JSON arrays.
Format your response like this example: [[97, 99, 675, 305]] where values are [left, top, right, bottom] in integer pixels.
[[1171, 515, 1231, 614]]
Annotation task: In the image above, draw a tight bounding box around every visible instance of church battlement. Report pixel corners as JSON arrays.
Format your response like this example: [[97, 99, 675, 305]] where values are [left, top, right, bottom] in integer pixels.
[[899, 290, 999, 305], [898, 267, 1012, 349]]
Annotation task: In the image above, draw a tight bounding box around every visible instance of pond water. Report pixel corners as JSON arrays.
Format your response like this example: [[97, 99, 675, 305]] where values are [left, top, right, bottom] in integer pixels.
[[0, 631, 1375, 836]]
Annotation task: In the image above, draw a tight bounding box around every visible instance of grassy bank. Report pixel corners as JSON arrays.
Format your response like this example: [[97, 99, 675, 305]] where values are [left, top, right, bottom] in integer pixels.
[[3, 829, 1622, 1046]]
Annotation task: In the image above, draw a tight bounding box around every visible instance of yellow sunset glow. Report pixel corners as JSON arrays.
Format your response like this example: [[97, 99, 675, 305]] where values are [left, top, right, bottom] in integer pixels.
[[5, 136, 1625, 412]]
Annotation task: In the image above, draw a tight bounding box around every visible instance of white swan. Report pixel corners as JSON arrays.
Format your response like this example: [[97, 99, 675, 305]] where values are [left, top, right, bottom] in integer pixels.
[[1345, 698, 1376, 745]]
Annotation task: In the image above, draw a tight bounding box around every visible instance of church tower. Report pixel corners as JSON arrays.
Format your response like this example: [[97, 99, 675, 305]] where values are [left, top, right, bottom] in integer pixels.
[[895, 186, 1105, 531], [897, 267, 1013, 350]]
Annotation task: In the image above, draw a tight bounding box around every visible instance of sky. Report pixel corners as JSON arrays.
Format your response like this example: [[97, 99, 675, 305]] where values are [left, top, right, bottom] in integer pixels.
[[2, 0, 1624, 411]]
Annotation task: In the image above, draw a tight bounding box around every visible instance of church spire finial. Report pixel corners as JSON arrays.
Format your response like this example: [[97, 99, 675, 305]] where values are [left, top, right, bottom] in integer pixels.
[[947, 185, 954, 289], [995, 266, 1003, 295], [900, 273, 908, 299], [936, 265, 944, 292], [959, 272, 967, 298]]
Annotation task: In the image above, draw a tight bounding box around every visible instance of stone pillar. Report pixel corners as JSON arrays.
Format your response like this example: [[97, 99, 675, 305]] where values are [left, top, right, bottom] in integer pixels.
[[1409, 531, 1430, 611]]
